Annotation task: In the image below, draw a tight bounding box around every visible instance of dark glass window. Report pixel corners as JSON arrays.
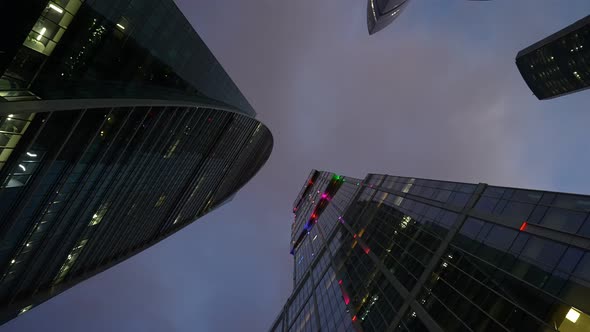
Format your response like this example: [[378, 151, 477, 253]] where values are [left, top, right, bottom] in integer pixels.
[[449, 192, 470, 209], [473, 197, 498, 214], [540, 207, 586, 233], [573, 252, 590, 281], [483, 186, 504, 198], [498, 201, 534, 220], [553, 194, 590, 211], [459, 218, 484, 239], [520, 237, 567, 271], [557, 247, 584, 273], [482, 225, 517, 251], [511, 190, 542, 204]]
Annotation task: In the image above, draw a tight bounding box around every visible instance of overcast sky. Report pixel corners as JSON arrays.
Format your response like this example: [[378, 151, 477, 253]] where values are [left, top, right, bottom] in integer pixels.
[[4, 1, 590, 331]]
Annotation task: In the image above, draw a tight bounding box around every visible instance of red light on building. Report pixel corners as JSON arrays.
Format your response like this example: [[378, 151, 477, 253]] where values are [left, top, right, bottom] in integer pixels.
[[520, 221, 528, 231], [352, 315, 357, 322], [338, 279, 343, 285], [364, 247, 371, 254], [353, 234, 357, 239]]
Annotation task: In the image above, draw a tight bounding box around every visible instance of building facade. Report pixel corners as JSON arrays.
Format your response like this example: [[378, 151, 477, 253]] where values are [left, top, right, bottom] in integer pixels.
[[516, 15, 590, 100], [366, 0, 410, 35], [0, 0, 273, 325], [270, 170, 590, 332]]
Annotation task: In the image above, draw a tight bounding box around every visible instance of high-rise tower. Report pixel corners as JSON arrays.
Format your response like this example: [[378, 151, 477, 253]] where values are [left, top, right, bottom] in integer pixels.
[[516, 15, 590, 100], [270, 170, 590, 331], [0, 0, 273, 324]]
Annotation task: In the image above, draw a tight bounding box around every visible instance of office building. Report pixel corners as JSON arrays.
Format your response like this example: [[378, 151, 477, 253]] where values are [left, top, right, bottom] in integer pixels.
[[367, 0, 410, 35], [516, 15, 590, 100], [270, 170, 590, 331], [0, 0, 273, 324]]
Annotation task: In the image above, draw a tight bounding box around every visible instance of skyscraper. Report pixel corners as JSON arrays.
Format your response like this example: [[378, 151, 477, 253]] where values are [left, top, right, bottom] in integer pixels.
[[270, 170, 590, 331], [366, 0, 410, 35], [0, 0, 272, 325], [516, 15, 590, 100]]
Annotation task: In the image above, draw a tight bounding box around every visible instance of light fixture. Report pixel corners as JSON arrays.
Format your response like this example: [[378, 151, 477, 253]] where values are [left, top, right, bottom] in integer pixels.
[[26, 152, 37, 157], [566, 308, 580, 323], [37, 27, 47, 41], [312, 234, 317, 241], [116, 23, 125, 30], [18, 164, 26, 172], [49, 3, 63, 13]]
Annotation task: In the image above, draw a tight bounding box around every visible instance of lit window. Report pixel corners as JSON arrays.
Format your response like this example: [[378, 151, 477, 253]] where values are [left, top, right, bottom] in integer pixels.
[[18, 305, 33, 316], [164, 139, 180, 158], [154, 195, 166, 207], [566, 308, 581, 323], [36, 27, 47, 41], [89, 204, 108, 226], [48, 3, 63, 13], [401, 215, 411, 228]]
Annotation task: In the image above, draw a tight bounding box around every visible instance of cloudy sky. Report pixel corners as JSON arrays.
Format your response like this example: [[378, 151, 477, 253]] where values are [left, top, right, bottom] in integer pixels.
[[4, 0, 590, 331]]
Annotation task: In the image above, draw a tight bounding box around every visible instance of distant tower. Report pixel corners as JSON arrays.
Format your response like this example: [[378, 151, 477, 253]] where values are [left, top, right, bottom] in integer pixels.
[[270, 170, 590, 331], [516, 15, 590, 100], [367, 0, 411, 35]]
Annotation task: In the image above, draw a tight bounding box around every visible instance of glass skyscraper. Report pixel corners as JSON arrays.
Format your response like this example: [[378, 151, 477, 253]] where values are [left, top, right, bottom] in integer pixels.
[[516, 14, 590, 100], [366, 0, 410, 35], [270, 170, 590, 332], [0, 0, 273, 325]]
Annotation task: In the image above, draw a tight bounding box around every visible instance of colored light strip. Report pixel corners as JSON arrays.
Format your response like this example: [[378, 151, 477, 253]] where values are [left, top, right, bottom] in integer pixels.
[[338, 279, 350, 305], [520, 221, 528, 231], [342, 290, 350, 305]]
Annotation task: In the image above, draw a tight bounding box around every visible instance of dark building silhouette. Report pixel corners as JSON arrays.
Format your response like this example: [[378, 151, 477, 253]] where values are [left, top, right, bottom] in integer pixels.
[[0, 0, 272, 324], [516, 15, 590, 100], [367, 0, 410, 35], [270, 171, 590, 331]]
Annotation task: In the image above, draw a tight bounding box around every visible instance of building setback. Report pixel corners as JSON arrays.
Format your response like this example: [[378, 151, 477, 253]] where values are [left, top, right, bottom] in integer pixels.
[[0, 0, 272, 324], [516, 15, 590, 100], [270, 170, 590, 332]]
